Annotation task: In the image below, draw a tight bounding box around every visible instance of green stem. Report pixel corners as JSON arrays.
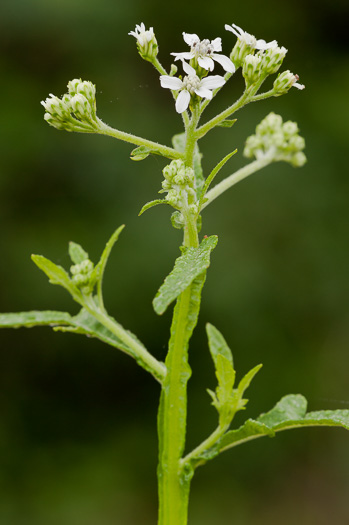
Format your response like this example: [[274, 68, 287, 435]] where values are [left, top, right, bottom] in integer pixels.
[[83, 298, 166, 383], [157, 105, 202, 524], [196, 89, 252, 139], [201, 156, 273, 210], [96, 119, 183, 160], [181, 422, 228, 469]]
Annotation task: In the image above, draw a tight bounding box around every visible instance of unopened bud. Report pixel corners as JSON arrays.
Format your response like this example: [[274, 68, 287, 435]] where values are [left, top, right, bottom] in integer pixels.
[[273, 70, 305, 95], [242, 54, 262, 86], [260, 46, 287, 75]]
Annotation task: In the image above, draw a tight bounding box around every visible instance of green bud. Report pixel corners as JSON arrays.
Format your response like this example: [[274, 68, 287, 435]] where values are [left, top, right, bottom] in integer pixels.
[[70, 259, 96, 294], [291, 151, 307, 167], [230, 40, 255, 69], [260, 46, 287, 75], [273, 70, 305, 95], [242, 54, 262, 87]]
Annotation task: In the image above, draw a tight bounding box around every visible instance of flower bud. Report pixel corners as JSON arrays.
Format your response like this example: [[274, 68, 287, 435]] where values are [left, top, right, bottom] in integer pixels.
[[230, 39, 256, 69], [129, 23, 158, 62], [242, 55, 262, 86], [70, 259, 96, 294], [273, 70, 305, 95], [260, 46, 287, 75]]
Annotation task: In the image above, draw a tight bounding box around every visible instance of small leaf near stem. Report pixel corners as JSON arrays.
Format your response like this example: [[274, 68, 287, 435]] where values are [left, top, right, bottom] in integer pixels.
[[201, 155, 273, 211], [197, 150, 237, 213]]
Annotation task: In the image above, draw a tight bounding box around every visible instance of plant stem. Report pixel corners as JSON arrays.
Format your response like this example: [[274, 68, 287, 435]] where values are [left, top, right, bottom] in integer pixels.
[[201, 156, 273, 210], [96, 119, 183, 160], [157, 108, 202, 525], [83, 298, 166, 383]]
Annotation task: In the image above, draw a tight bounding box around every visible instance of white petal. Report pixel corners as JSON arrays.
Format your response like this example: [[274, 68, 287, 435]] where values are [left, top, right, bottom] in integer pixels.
[[160, 76, 183, 90], [200, 75, 226, 90], [182, 61, 196, 76], [194, 87, 212, 100], [211, 37, 222, 52], [183, 33, 199, 46], [212, 53, 235, 73], [225, 23, 242, 38], [256, 39, 278, 50], [171, 52, 194, 61], [293, 82, 305, 90], [175, 90, 191, 113], [198, 56, 214, 71]]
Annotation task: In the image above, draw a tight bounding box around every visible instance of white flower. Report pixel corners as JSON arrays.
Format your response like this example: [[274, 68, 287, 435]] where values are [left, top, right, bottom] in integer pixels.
[[128, 23, 155, 47], [160, 61, 225, 113], [171, 33, 235, 73], [225, 23, 278, 51]]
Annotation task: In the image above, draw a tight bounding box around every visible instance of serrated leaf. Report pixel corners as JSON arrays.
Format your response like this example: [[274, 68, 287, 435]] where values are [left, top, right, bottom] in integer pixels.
[[217, 119, 237, 128], [69, 242, 89, 264], [153, 235, 218, 315], [172, 132, 204, 198], [215, 394, 349, 456], [0, 310, 72, 328], [31, 255, 83, 303], [257, 393, 307, 427], [130, 146, 153, 161], [206, 323, 233, 367], [139, 199, 168, 216]]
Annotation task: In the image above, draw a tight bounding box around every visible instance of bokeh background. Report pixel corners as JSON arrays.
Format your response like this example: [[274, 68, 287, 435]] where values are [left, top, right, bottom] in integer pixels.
[[1, 0, 349, 523]]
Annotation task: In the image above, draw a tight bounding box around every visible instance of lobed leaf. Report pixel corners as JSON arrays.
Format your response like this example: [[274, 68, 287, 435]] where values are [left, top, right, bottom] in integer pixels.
[[153, 235, 218, 315], [216, 394, 349, 456]]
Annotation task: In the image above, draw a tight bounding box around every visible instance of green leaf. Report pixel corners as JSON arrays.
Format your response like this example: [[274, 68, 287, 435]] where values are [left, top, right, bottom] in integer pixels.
[[217, 119, 237, 128], [237, 364, 263, 397], [69, 242, 89, 264], [55, 308, 141, 357], [198, 150, 237, 212], [130, 145, 153, 161], [215, 394, 349, 456], [31, 255, 83, 303], [0, 310, 72, 328], [206, 323, 233, 367], [153, 235, 218, 315], [94, 225, 125, 284], [172, 132, 205, 198], [138, 199, 168, 216]]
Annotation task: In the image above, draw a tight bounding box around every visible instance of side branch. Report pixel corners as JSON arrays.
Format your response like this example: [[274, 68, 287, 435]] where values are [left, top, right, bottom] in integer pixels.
[[97, 119, 183, 160]]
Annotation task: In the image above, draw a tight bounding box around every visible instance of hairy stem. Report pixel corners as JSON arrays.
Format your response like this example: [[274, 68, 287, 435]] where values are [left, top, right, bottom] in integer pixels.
[[202, 156, 273, 210], [96, 119, 183, 160], [157, 108, 202, 525]]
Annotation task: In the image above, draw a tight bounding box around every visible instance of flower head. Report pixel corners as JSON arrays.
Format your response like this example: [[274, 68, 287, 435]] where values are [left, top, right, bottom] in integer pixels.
[[244, 112, 306, 167], [160, 61, 225, 113], [225, 23, 278, 51], [273, 70, 305, 95], [225, 23, 278, 68], [129, 23, 158, 61], [171, 33, 235, 73]]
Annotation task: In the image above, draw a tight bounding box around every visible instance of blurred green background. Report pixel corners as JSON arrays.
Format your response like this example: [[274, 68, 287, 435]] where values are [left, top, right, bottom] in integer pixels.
[[1, 0, 349, 523]]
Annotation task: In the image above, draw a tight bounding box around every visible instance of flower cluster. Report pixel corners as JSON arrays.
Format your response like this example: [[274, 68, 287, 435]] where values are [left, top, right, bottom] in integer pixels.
[[70, 258, 97, 294], [244, 112, 306, 167], [41, 79, 98, 132], [160, 159, 198, 213]]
